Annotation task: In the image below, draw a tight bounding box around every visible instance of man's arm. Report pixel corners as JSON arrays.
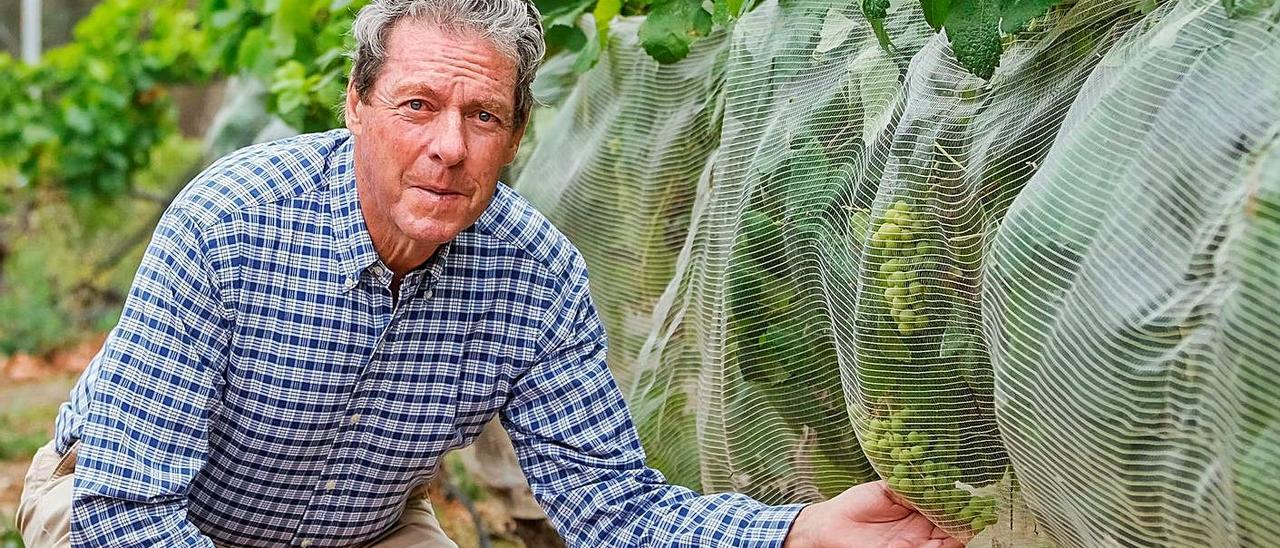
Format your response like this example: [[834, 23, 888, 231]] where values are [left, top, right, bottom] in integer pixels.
[[500, 272, 804, 547], [70, 210, 231, 547], [501, 256, 965, 548]]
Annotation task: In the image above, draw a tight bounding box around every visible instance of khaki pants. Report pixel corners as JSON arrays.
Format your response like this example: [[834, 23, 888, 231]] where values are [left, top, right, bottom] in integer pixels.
[[16, 440, 457, 548]]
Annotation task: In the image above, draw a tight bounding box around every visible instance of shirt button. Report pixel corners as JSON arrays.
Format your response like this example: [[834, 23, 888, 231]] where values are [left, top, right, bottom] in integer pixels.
[[423, 289, 433, 299], [349, 414, 361, 425], [326, 480, 337, 490]]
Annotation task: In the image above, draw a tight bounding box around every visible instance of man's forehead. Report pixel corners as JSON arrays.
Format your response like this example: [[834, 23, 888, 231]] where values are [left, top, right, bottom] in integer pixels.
[[384, 19, 515, 68], [375, 22, 518, 103], [382, 22, 517, 86]]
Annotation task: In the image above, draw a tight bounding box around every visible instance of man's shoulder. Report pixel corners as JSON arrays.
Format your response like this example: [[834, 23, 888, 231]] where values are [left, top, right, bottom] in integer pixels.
[[469, 184, 587, 283], [168, 129, 352, 228]]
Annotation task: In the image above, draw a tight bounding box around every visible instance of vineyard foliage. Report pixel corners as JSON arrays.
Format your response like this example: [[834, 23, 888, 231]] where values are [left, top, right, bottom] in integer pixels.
[[0, 0, 732, 198], [0, 0, 365, 196], [0, 0, 1095, 200]]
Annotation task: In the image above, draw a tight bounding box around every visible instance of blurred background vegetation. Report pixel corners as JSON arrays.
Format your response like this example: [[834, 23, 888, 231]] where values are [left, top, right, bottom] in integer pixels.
[[0, 1, 587, 545]]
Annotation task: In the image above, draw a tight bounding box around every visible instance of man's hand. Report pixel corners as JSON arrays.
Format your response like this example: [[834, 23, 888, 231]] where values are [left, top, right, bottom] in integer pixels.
[[782, 480, 964, 548]]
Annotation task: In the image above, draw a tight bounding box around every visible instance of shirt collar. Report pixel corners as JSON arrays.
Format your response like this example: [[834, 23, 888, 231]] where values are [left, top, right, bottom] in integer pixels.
[[328, 134, 381, 291]]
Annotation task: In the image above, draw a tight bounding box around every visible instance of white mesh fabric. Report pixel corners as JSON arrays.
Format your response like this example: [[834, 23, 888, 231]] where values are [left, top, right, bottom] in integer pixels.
[[984, 0, 1280, 545], [627, 0, 940, 504], [515, 18, 731, 489], [514, 0, 1280, 544], [840, 0, 1144, 541]]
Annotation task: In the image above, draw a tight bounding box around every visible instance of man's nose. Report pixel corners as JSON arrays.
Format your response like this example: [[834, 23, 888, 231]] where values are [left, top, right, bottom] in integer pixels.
[[428, 111, 467, 167]]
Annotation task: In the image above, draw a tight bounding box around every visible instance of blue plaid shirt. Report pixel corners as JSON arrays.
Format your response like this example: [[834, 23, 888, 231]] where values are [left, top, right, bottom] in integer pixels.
[[53, 130, 802, 547]]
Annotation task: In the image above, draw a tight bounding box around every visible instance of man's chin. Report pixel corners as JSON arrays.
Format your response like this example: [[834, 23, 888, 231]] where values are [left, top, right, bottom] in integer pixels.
[[399, 219, 469, 247]]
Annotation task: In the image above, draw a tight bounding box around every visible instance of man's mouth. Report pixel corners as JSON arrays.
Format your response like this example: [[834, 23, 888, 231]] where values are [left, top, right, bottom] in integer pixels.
[[410, 186, 467, 201]]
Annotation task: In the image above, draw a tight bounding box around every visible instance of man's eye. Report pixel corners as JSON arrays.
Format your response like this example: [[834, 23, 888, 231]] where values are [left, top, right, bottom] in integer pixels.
[[408, 100, 425, 111], [477, 111, 494, 123]]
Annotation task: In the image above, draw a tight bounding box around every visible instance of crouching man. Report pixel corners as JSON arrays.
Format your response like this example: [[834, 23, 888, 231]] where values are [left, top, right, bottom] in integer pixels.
[[17, 1, 963, 546]]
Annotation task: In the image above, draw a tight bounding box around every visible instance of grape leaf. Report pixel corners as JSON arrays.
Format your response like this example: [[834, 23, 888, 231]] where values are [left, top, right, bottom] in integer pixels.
[[638, 0, 713, 64], [540, 0, 593, 55], [816, 10, 859, 54], [998, 0, 1061, 34], [574, 0, 622, 71], [921, 0, 952, 30], [270, 0, 314, 57], [943, 0, 1003, 79], [712, 0, 745, 25], [536, 0, 594, 20], [546, 24, 589, 53]]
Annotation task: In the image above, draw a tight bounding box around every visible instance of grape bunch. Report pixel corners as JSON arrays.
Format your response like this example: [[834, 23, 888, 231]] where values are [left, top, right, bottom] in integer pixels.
[[861, 407, 1001, 535], [870, 200, 930, 335]]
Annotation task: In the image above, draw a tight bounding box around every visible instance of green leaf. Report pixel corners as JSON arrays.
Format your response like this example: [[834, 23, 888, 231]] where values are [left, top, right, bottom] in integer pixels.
[[537, 0, 595, 21], [638, 0, 713, 64], [997, 0, 1061, 34], [870, 18, 892, 51], [270, 60, 309, 90], [210, 8, 242, 29], [594, 0, 624, 40], [943, 0, 1002, 79], [546, 24, 589, 52], [920, 0, 952, 30], [20, 125, 56, 147], [572, 35, 603, 73], [712, 0, 745, 25], [862, 0, 893, 50], [235, 27, 275, 77], [575, 0, 622, 71], [539, 0, 592, 58], [815, 10, 859, 54], [270, 0, 314, 58], [65, 106, 94, 134]]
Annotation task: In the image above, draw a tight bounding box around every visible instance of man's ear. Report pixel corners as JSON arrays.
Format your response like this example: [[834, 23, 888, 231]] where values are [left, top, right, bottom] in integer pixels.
[[345, 81, 363, 136], [504, 122, 526, 165]]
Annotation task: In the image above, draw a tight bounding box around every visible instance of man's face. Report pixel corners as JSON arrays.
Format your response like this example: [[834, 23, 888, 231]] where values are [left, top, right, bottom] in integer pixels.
[[345, 19, 524, 250]]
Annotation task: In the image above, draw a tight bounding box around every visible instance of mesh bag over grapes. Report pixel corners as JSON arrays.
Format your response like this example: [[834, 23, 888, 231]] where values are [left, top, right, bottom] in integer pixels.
[[839, 0, 1144, 541], [514, 0, 1280, 543], [984, 0, 1280, 545], [646, 0, 937, 504], [515, 18, 731, 489]]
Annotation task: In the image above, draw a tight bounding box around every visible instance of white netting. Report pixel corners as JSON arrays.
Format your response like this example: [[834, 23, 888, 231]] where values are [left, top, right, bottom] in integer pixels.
[[840, 0, 1143, 541], [512, 0, 1280, 543], [634, 0, 1141, 540], [984, 0, 1280, 545], [515, 18, 730, 489], [647, 0, 940, 503]]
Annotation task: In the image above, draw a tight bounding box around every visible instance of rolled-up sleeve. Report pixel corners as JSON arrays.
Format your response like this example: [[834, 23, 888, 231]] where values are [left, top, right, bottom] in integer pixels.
[[501, 261, 804, 547], [71, 210, 231, 547]]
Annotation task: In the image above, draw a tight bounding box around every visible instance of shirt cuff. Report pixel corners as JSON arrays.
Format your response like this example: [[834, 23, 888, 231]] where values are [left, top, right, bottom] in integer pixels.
[[742, 503, 808, 548]]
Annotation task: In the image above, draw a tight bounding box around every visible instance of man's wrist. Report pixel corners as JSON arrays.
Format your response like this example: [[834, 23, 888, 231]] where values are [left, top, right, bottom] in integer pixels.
[[781, 502, 819, 548]]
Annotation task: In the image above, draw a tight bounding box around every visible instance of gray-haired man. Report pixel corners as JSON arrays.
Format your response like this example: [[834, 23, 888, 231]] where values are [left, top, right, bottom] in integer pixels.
[[17, 1, 961, 546]]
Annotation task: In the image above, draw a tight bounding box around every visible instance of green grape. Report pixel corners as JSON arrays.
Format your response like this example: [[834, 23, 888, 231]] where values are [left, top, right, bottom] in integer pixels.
[[863, 405, 1001, 536]]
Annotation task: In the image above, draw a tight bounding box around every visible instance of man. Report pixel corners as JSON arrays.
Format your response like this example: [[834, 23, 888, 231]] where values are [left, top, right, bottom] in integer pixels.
[[16, 1, 964, 546]]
